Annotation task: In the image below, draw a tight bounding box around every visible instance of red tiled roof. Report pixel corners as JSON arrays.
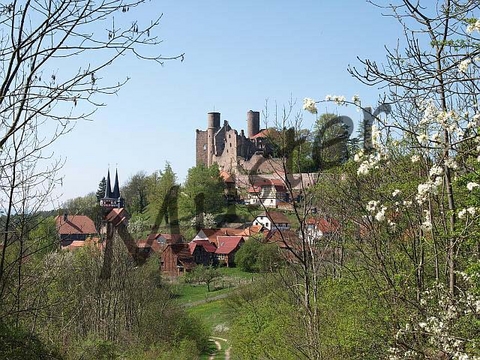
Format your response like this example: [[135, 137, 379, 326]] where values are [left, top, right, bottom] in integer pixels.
[[244, 224, 264, 235], [56, 215, 97, 235], [307, 217, 340, 233], [258, 211, 290, 224], [247, 179, 286, 193], [215, 236, 244, 255], [136, 239, 163, 253], [220, 171, 235, 183], [147, 233, 184, 244], [195, 227, 261, 246], [190, 239, 217, 253], [168, 243, 193, 259], [250, 128, 271, 139], [265, 229, 300, 249]]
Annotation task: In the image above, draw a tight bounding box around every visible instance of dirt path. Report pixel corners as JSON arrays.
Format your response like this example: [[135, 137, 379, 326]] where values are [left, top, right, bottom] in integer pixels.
[[209, 336, 230, 360]]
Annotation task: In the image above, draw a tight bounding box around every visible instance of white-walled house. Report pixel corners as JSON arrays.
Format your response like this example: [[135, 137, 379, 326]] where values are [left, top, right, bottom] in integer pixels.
[[247, 179, 289, 208], [253, 211, 290, 231]]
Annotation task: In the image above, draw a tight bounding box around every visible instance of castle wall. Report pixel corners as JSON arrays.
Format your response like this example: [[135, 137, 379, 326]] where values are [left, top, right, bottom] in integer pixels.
[[196, 129, 208, 166], [212, 127, 240, 173], [196, 109, 275, 174]]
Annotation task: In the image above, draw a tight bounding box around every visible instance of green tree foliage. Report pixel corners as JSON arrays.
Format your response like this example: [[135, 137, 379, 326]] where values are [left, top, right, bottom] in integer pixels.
[[146, 162, 178, 228], [312, 113, 352, 170], [28, 216, 58, 255], [121, 171, 149, 215], [185, 265, 222, 292], [31, 237, 209, 357], [95, 177, 107, 201], [63, 192, 103, 230], [291, 128, 317, 173], [179, 164, 225, 220], [0, 321, 61, 359], [234, 238, 283, 273], [228, 277, 303, 359]]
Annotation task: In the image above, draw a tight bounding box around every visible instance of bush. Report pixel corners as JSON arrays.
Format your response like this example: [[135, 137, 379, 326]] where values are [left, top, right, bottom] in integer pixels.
[[0, 322, 61, 360], [235, 239, 283, 272]]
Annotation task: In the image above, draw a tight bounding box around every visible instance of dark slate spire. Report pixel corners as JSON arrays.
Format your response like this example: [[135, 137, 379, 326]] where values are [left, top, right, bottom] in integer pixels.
[[112, 169, 120, 199], [105, 170, 112, 198]]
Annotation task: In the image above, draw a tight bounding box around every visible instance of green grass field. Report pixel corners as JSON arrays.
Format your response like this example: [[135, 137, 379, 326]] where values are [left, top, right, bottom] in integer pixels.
[[173, 267, 257, 359]]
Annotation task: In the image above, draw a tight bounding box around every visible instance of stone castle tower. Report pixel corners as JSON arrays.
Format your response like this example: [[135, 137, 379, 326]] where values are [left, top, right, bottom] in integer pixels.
[[196, 110, 280, 174]]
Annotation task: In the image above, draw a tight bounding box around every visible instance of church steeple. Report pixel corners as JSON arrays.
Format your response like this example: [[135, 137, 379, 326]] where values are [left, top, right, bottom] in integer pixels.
[[112, 169, 120, 199], [105, 169, 112, 198], [100, 168, 125, 210]]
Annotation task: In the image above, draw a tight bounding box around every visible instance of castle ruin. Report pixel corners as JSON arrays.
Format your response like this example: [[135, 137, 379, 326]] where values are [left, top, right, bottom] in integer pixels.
[[195, 110, 282, 174]]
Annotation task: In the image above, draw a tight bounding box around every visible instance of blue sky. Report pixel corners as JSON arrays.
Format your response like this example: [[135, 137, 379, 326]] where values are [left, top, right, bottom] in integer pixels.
[[50, 0, 403, 205]]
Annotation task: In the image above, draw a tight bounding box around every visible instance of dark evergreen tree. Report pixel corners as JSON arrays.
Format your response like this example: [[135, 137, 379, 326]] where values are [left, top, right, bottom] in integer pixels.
[[96, 177, 107, 201]]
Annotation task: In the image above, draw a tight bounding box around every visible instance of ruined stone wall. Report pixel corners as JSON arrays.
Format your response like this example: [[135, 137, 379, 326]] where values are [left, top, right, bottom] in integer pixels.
[[212, 127, 240, 173], [196, 110, 274, 173], [237, 154, 284, 175], [195, 129, 208, 166]]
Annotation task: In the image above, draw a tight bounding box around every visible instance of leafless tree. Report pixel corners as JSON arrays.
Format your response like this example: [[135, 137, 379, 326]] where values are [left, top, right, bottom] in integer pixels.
[[0, 0, 183, 322]]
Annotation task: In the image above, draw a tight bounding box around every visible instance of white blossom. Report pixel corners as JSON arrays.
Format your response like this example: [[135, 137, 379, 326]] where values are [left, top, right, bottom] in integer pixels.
[[325, 94, 346, 105], [467, 182, 480, 191], [357, 162, 371, 176], [372, 125, 381, 148], [467, 19, 480, 34], [388, 220, 396, 231], [366, 200, 379, 212], [411, 154, 421, 163], [459, 208, 468, 219], [458, 58, 472, 73], [353, 149, 364, 162], [429, 165, 444, 177], [416, 178, 442, 204], [352, 94, 361, 106], [417, 133, 428, 144], [444, 158, 458, 170], [375, 206, 387, 222], [302, 98, 317, 114], [421, 220, 432, 231], [392, 189, 401, 197], [430, 132, 440, 143], [356, 152, 384, 176]]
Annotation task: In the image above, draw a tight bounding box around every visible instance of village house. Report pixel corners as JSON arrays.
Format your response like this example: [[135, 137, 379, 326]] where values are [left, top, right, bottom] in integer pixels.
[[220, 170, 238, 204], [189, 239, 217, 266], [306, 217, 340, 242], [193, 225, 264, 245], [265, 228, 301, 250], [56, 214, 98, 248], [161, 243, 196, 276], [247, 178, 289, 208], [215, 236, 245, 267], [136, 233, 184, 260], [253, 211, 291, 231]]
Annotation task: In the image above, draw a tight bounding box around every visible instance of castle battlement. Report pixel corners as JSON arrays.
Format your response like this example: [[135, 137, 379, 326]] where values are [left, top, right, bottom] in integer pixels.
[[196, 110, 279, 174]]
